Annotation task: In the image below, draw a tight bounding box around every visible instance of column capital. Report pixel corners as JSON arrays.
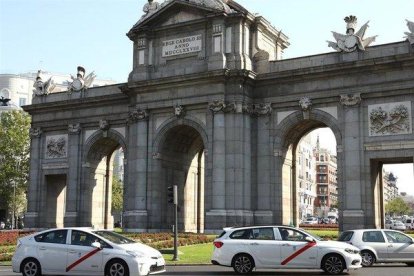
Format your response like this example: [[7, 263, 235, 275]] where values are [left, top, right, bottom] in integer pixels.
[[29, 127, 42, 138], [68, 123, 81, 135], [340, 93, 362, 107], [128, 108, 149, 123]]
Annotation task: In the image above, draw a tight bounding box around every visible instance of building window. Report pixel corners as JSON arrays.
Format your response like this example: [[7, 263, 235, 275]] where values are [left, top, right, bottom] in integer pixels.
[[19, 97, 26, 107]]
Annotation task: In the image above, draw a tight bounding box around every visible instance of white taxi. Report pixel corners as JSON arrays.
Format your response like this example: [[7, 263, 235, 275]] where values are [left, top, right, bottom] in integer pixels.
[[12, 228, 165, 276], [211, 226, 362, 275]]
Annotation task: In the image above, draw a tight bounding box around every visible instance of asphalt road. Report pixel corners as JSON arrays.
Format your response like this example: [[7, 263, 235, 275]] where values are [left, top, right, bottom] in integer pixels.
[[1, 264, 413, 276]]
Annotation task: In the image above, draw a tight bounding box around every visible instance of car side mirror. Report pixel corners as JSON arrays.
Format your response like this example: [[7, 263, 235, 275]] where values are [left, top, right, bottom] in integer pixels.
[[91, 241, 102, 249], [305, 236, 315, 243]]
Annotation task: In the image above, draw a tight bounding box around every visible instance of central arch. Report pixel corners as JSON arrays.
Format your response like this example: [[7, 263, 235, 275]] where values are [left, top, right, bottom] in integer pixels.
[[275, 109, 343, 227], [152, 118, 208, 232]]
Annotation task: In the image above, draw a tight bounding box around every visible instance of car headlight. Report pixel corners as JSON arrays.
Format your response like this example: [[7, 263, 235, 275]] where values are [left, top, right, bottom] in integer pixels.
[[345, 248, 359, 254], [126, 250, 146, 258]]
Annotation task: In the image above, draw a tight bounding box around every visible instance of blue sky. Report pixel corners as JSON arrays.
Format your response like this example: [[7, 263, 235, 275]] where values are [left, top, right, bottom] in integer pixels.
[[1, 0, 413, 194], [1, 0, 413, 82]]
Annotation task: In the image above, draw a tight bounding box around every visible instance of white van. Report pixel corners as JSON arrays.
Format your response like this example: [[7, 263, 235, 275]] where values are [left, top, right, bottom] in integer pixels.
[[404, 217, 414, 229]]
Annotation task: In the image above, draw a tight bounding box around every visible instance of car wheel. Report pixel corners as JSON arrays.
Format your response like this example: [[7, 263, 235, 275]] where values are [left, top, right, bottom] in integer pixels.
[[106, 259, 129, 276], [232, 254, 254, 274], [361, 250, 375, 267], [21, 258, 41, 276], [322, 254, 345, 275]]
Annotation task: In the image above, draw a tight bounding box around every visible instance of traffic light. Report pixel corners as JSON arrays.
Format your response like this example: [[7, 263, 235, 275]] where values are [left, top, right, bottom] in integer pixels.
[[167, 185, 177, 204]]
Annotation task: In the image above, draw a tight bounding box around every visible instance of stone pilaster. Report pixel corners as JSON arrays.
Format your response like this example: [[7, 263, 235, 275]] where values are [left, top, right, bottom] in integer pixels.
[[340, 93, 364, 230], [25, 127, 42, 228], [123, 108, 149, 230], [64, 123, 82, 226]]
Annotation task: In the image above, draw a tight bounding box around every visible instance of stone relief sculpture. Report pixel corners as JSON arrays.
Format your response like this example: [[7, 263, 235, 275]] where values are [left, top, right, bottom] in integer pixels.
[[67, 66, 96, 93], [243, 103, 272, 116], [299, 97, 312, 111], [405, 19, 414, 44], [369, 102, 412, 136], [33, 70, 56, 96], [46, 135, 67, 158], [327, 15, 377, 52]]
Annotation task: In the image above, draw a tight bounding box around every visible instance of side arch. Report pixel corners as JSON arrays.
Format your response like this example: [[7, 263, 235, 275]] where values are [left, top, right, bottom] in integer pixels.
[[272, 108, 343, 226]]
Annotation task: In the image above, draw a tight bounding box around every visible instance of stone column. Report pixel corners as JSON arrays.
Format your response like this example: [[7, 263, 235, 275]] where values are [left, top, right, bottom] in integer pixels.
[[123, 108, 149, 231], [340, 93, 365, 230], [205, 101, 227, 229], [64, 123, 82, 226], [25, 127, 42, 228]]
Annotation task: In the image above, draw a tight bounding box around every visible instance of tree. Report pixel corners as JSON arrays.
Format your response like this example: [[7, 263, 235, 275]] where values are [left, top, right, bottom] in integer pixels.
[[0, 111, 31, 224], [111, 176, 123, 213], [385, 197, 411, 216]]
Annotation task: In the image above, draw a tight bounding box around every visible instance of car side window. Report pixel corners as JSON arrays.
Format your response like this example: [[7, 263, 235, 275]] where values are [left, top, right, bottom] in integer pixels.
[[251, 228, 275, 240], [278, 228, 307, 242], [338, 231, 354, 241], [362, 231, 385, 243], [384, 231, 412, 243], [230, 229, 253, 239], [35, 230, 67, 244], [71, 230, 109, 248]]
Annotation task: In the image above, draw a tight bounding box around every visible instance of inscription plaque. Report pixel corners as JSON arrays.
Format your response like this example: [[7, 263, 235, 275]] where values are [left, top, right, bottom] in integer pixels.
[[162, 35, 202, 57]]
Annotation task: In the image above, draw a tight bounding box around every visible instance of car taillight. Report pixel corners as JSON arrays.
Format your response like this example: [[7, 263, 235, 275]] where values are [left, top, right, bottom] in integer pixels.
[[213, 241, 223, 248]]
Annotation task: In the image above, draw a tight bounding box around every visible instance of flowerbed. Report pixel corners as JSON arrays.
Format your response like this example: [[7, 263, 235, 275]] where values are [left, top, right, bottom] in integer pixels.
[[0, 230, 34, 246]]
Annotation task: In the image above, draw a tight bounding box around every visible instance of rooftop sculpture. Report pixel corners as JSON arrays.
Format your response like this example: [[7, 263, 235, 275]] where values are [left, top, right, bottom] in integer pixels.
[[405, 19, 414, 44], [327, 15, 377, 52], [33, 70, 56, 96], [67, 66, 96, 93]]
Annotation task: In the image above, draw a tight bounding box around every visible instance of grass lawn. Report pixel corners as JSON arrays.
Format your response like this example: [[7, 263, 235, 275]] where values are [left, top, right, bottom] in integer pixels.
[[163, 243, 214, 265]]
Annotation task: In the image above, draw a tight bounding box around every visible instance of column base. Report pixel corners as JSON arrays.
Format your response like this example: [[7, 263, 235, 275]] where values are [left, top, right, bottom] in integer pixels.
[[341, 210, 365, 231], [123, 210, 148, 231], [64, 212, 78, 227], [254, 210, 273, 225], [205, 209, 254, 233]]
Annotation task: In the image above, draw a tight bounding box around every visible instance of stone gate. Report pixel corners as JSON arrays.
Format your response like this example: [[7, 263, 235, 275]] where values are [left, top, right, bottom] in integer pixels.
[[24, 0, 414, 232]]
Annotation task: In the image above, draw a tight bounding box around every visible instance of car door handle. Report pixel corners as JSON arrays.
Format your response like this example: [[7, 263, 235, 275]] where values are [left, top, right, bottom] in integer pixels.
[[250, 242, 259, 246], [281, 243, 290, 246], [39, 247, 46, 250], [387, 245, 393, 248], [69, 250, 77, 253]]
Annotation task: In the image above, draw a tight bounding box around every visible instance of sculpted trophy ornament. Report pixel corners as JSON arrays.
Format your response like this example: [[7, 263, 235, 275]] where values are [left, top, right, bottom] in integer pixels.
[[33, 70, 56, 96], [327, 15, 377, 52], [405, 19, 414, 44], [67, 66, 96, 93]]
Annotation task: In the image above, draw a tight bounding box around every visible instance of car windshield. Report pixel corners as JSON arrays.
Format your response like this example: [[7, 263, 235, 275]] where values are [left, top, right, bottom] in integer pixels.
[[92, 231, 136, 244], [298, 228, 322, 241]]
